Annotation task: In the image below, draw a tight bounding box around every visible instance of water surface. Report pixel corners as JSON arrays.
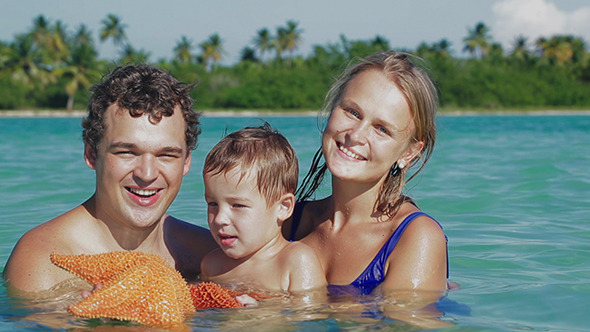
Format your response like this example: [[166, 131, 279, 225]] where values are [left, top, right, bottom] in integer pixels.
[[1, 114, 589, 331]]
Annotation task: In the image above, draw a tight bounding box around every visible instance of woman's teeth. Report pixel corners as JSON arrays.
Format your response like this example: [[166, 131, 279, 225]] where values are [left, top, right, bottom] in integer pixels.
[[339, 144, 363, 160]]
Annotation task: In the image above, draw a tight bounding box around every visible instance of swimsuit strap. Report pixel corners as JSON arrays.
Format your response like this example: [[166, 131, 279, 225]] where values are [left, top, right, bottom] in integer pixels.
[[355, 211, 428, 282], [343, 211, 447, 295], [289, 201, 308, 242]]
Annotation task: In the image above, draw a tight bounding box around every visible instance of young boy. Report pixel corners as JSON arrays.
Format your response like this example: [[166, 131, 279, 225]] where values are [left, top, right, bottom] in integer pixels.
[[200, 123, 327, 293]]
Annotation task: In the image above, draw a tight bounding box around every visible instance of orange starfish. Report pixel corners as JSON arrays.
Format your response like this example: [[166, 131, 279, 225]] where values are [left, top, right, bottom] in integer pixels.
[[51, 251, 194, 328], [50, 251, 271, 328]]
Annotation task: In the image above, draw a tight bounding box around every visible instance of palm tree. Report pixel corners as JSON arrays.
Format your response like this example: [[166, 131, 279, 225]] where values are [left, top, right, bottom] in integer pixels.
[[276, 20, 302, 61], [50, 20, 69, 63], [118, 43, 150, 64], [29, 15, 69, 65], [2, 33, 55, 89], [199, 33, 223, 71], [240, 46, 258, 63], [463, 22, 491, 59], [253, 28, 273, 62], [100, 14, 127, 47], [510, 35, 530, 62], [537, 36, 568, 65], [54, 24, 100, 110], [436, 39, 452, 58], [173, 36, 193, 63], [73, 24, 95, 50], [371, 35, 390, 50], [30, 15, 50, 48]]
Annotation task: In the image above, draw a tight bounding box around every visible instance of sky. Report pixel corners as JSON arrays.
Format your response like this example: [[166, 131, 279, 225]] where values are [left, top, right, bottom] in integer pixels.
[[1, 0, 589, 65]]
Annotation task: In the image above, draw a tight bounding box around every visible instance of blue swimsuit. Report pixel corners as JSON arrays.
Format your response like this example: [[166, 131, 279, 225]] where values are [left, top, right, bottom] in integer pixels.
[[289, 202, 448, 295]]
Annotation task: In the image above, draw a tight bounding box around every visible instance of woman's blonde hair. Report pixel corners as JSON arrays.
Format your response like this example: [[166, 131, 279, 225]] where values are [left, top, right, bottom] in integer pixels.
[[297, 51, 438, 219]]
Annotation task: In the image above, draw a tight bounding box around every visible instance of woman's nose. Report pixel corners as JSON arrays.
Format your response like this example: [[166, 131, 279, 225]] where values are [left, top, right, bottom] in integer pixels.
[[347, 122, 369, 145]]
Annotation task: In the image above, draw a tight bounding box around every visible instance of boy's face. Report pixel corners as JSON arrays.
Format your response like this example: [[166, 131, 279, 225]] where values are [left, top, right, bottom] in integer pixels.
[[204, 166, 289, 260]]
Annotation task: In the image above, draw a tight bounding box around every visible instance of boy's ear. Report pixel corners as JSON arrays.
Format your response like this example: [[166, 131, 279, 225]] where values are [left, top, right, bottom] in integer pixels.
[[276, 193, 295, 224]]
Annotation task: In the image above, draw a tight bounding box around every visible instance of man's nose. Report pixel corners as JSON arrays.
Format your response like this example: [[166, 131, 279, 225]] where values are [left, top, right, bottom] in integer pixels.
[[134, 154, 158, 183]]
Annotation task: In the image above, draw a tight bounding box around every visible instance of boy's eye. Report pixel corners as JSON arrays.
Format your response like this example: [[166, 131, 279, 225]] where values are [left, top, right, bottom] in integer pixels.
[[207, 202, 218, 207], [232, 204, 247, 208]]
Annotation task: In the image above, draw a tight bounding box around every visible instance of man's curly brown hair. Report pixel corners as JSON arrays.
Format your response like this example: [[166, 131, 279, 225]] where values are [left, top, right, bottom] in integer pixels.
[[82, 64, 200, 155]]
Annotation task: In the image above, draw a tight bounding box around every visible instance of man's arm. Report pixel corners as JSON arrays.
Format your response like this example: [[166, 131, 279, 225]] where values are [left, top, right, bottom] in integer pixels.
[[4, 226, 76, 297]]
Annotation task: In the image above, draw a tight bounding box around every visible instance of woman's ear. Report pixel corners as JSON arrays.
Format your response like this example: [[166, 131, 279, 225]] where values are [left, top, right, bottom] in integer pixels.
[[84, 144, 97, 170], [276, 193, 296, 224], [398, 140, 425, 169]]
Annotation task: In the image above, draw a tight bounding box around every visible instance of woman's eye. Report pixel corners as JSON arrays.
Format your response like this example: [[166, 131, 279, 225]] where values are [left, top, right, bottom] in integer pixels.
[[345, 108, 360, 118], [377, 126, 389, 135]]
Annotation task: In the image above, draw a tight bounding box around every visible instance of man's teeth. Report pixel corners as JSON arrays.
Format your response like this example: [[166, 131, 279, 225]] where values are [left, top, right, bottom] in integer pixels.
[[129, 188, 158, 196], [339, 144, 363, 160]]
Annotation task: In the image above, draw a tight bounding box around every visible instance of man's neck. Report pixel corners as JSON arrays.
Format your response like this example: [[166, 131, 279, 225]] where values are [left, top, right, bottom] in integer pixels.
[[82, 197, 168, 253]]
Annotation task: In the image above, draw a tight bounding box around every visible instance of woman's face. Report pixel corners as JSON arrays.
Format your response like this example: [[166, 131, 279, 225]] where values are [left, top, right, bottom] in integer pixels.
[[322, 69, 424, 185]]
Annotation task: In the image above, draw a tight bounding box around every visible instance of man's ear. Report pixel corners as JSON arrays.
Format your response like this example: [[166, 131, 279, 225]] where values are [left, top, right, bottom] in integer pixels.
[[84, 144, 97, 170], [183, 151, 192, 176], [276, 193, 295, 225]]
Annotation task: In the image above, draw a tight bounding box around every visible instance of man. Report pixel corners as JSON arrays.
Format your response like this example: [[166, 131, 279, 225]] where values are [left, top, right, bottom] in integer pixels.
[[3, 65, 217, 297]]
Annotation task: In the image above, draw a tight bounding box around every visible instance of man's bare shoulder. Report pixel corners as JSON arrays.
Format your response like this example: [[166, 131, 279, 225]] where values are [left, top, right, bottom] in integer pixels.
[[3, 205, 94, 296]]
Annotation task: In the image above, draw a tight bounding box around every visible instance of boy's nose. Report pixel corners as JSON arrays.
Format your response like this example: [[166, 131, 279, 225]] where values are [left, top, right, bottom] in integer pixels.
[[213, 209, 231, 226]]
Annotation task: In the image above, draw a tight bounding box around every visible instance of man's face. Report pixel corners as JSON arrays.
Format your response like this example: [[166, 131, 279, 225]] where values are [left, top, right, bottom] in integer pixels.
[[85, 104, 191, 230]]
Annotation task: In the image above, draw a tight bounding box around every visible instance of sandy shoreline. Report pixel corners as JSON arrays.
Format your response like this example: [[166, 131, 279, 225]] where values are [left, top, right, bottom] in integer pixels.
[[1, 109, 590, 118]]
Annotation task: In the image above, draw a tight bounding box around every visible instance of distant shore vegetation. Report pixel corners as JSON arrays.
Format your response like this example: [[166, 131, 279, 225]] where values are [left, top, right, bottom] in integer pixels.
[[1, 15, 589, 112]]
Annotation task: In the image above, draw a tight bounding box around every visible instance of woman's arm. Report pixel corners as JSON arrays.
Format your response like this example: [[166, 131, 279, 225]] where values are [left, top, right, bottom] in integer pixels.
[[285, 242, 327, 292], [381, 215, 448, 292]]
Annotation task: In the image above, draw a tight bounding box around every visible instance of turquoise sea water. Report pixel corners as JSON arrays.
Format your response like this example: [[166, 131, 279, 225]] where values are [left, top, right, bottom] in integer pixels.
[[0, 114, 589, 331]]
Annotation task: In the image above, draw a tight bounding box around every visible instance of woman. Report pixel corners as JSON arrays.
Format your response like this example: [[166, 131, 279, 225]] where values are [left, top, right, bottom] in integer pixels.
[[283, 51, 448, 296]]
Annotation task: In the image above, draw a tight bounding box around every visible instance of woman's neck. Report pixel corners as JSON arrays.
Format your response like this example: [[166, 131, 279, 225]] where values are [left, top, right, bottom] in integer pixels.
[[329, 176, 384, 225]]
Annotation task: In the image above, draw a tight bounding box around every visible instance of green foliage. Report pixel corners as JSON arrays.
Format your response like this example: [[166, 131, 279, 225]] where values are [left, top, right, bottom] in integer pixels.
[[1, 16, 589, 112], [0, 76, 27, 109]]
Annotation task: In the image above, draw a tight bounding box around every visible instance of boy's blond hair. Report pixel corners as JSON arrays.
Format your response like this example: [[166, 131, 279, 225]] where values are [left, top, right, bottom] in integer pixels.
[[203, 123, 298, 206]]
